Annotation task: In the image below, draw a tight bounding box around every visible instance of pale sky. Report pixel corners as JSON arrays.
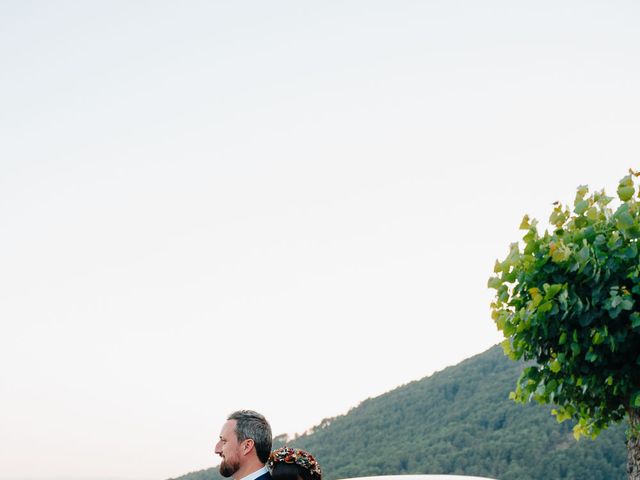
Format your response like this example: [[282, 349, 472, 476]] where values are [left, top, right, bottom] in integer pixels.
[[1, 1, 639, 480]]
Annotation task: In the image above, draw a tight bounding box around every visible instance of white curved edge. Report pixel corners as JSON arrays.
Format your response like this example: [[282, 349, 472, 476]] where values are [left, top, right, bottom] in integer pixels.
[[337, 475, 497, 480]]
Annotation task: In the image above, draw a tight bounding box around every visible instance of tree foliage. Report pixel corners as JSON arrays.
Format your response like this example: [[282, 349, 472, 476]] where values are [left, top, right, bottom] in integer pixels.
[[488, 170, 640, 440]]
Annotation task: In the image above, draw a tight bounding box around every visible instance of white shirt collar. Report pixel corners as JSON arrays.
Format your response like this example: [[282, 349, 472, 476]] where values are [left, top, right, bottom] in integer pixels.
[[239, 465, 269, 480]]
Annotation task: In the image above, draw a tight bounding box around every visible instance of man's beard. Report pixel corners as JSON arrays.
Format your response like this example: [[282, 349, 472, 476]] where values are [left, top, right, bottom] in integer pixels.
[[219, 458, 240, 478]]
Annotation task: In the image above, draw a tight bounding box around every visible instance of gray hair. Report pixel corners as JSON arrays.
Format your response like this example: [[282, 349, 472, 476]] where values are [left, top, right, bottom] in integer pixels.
[[227, 410, 273, 463]]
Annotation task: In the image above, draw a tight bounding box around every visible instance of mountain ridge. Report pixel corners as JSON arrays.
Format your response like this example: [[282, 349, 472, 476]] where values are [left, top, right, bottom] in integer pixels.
[[172, 345, 626, 480]]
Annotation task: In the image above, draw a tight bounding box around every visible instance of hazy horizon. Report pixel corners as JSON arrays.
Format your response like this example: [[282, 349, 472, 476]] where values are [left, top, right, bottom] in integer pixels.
[[0, 344, 494, 480], [0, 477, 157, 480]]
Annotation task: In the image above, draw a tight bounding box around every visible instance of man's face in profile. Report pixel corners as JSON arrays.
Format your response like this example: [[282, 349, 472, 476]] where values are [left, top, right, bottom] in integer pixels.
[[215, 419, 242, 477]]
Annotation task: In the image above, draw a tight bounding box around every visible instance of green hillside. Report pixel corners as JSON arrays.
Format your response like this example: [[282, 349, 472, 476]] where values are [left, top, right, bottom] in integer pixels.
[[172, 345, 626, 480]]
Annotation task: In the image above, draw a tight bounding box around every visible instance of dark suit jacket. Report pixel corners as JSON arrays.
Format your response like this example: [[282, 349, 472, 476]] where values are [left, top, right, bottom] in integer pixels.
[[254, 471, 271, 480]]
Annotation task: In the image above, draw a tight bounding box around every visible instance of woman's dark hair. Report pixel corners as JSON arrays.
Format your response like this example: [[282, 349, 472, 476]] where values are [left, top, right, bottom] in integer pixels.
[[268, 446, 322, 480], [271, 462, 314, 480]]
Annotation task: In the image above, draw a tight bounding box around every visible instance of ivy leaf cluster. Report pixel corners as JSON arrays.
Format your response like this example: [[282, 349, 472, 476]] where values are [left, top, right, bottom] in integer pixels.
[[489, 170, 640, 440]]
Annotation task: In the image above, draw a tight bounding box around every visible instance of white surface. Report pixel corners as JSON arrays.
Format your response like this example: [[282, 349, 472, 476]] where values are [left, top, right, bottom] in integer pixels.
[[339, 475, 497, 480]]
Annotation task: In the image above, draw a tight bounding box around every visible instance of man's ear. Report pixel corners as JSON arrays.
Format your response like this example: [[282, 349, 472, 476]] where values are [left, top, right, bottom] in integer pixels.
[[242, 438, 255, 456]]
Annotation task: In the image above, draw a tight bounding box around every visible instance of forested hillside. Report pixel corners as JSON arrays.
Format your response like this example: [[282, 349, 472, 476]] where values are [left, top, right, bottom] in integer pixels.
[[172, 345, 626, 480]]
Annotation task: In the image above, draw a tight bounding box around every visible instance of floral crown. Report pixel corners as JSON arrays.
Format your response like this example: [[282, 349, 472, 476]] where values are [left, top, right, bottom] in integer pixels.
[[267, 446, 322, 480]]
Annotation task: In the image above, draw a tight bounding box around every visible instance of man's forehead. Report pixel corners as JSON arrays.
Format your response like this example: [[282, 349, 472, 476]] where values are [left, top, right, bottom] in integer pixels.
[[220, 419, 237, 437]]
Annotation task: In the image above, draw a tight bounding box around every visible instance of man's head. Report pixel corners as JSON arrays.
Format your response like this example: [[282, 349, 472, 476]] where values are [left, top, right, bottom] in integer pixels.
[[215, 410, 273, 479]]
